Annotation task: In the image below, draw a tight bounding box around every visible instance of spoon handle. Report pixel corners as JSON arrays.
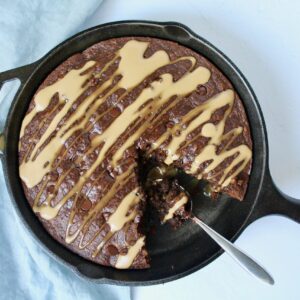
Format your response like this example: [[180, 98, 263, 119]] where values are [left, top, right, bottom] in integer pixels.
[[192, 216, 274, 285]]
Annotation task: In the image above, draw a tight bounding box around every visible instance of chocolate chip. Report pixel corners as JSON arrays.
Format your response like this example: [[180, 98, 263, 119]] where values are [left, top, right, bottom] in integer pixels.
[[48, 171, 59, 181], [166, 121, 174, 129], [106, 245, 119, 256], [197, 85, 207, 95], [47, 185, 55, 194], [110, 107, 120, 117], [114, 74, 122, 83], [43, 161, 50, 168], [80, 198, 92, 211]]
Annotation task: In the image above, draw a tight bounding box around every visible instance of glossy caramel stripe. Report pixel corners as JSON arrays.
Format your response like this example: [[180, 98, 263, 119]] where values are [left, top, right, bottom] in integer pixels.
[[75, 165, 119, 250], [163, 194, 188, 222], [92, 231, 114, 258], [179, 126, 244, 182], [78, 184, 139, 257], [107, 188, 140, 232], [79, 221, 107, 250], [115, 236, 145, 269]]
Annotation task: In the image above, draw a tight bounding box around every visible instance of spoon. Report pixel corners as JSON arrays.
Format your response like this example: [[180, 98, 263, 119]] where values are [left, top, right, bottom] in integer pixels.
[[176, 172, 275, 285], [146, 165, 274, 285]]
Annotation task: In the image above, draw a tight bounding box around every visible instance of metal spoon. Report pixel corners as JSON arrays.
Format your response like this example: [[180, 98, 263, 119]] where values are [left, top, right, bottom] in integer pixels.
[[177, 173, 275, 285], [146, 166, 274, 284], [188, 201, 274, 285]]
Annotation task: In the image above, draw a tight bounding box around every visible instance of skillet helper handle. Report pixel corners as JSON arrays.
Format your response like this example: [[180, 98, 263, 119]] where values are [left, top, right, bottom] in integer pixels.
[[0, 62, 37, 158], [249, 168, 300, 223]]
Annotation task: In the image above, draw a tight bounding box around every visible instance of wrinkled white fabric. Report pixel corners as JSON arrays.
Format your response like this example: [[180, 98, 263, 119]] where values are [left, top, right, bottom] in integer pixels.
[[0, 1, 130, 299]]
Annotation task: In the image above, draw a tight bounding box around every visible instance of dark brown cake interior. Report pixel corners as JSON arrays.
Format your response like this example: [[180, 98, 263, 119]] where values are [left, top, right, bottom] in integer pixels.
[[139, 154, 190, 227]]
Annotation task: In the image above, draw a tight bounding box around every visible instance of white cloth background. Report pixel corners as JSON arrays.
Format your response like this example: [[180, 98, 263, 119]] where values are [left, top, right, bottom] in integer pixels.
[[1, 1, 300, 299]]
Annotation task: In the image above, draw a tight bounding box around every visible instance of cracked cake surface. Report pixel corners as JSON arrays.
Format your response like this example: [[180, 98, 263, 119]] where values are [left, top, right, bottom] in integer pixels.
[[19, 37, 252, 269]]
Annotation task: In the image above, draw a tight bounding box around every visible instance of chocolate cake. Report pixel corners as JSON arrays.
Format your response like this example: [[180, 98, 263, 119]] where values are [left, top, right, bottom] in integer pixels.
[[19, 37, 252, 269]]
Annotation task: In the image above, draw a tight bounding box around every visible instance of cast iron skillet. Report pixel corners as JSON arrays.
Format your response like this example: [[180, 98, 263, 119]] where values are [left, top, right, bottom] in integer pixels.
[[0, 21, 299, 286]]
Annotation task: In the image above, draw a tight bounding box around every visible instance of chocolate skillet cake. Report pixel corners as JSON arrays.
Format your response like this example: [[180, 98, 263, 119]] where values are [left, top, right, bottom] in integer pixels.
[[19, 37, 252, 269]]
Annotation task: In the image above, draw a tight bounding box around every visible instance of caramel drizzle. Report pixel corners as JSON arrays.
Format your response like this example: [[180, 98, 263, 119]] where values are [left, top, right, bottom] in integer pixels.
[[20, 61, 96, 138], [19, 40, 252, 267], [115, 236, 145, 269], [163, 194, 188, 223], [92, 189, 140, 258], [152, 90, 251, 187], [20, 69, 115, 188], [107, 188, 140, 232], [66, 171, 135, 244]]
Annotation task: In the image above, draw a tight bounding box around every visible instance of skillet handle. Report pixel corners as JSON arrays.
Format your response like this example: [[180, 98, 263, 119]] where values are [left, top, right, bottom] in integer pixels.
[[0, 62, 38, 157], [0, 63, 37, 88], [248, 168, 300, 224]]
